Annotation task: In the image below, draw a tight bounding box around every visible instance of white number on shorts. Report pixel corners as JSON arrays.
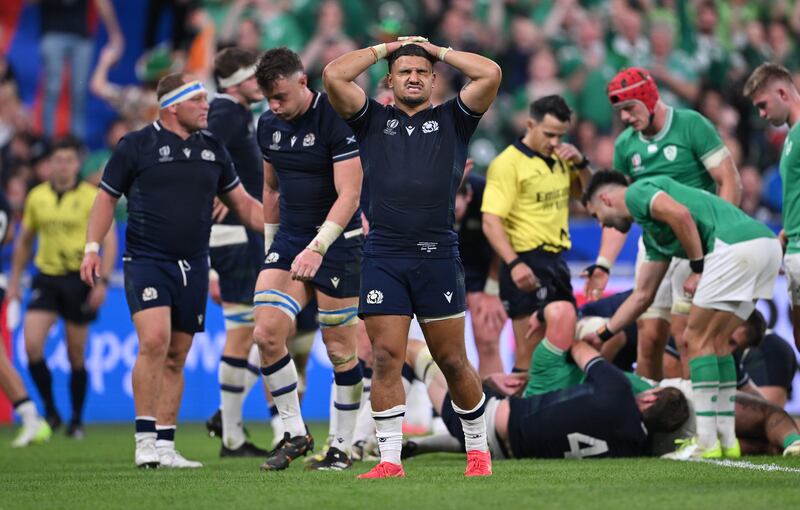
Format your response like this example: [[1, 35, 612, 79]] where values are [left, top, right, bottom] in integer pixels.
[[563, 432, 609, 459]]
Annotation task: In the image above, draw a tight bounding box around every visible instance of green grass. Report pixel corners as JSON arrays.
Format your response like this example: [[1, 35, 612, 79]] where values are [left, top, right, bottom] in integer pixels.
[[2, 423, 799, 510]]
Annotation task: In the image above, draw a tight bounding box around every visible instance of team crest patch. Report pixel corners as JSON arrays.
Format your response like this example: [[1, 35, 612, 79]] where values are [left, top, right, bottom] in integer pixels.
[[303, 133, 315, 147], [265, 252, 279, 264], [663, 145, 677, 161], [142, 287, 158, 302], [422, 120, 439, 133], [201, 150, 215, 161], [366, 290, 383, 304], [536, 286, 548, 300]]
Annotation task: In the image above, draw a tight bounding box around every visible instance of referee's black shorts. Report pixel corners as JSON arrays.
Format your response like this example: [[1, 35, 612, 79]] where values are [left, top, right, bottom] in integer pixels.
[[499, 248, 575, 319], [28, 271, 96, 324]]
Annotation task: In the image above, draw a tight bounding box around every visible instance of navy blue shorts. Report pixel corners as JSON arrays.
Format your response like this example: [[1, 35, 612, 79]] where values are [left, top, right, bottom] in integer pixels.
[[28, 272, 96, 324], [123, 255, 209, 334], [210, 231, 263, 304], [359, 256, 466, 319], [262, 231, 362, 298], [500, 248, 575, 319]]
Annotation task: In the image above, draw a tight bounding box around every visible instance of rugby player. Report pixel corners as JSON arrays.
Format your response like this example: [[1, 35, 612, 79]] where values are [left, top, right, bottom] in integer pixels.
[[81, 73, 263, 468], [582, 170, 781, 460], [324, 37, 502, 478]]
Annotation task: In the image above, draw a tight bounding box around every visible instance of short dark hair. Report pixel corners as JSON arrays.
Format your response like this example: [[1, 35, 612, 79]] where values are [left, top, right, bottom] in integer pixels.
[[49, 135, 84, 157], [530, 95, 573, 123], [743, 309, 767, 348], [386, 44, 436, 73], [581, 170, 629, 207], [641, 387, 690, 433], [255, 47, 304, 92], [156, 72, 188, 100], [214, 47, 259, 90]]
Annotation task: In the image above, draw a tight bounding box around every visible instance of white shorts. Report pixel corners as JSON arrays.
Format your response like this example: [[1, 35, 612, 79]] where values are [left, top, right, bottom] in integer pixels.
[[634, 238, 691, 321], [693, 237, 782, 319], [783, 252, 800, 306]]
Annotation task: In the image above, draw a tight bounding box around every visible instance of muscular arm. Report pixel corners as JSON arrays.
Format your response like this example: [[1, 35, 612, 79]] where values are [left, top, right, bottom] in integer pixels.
[[481, 212, 516, 265], [99, 220, 117, 280], [433, 45, 501, 114], [8, 226, 36, 297], [605, 260, 670, 334], [649, 192, 704, 261], [326, 157, 363, 229], [262, 160, 280, 225], [323, 43, 403, 118], [707, 155, 742, 206]]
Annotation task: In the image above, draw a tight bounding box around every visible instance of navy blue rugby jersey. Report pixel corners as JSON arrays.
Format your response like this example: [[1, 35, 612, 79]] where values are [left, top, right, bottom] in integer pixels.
[[347, 94, 482, 258], [257, 90, 361, 237], [100, 121, 240, 260], [208, 94, 263, 226]]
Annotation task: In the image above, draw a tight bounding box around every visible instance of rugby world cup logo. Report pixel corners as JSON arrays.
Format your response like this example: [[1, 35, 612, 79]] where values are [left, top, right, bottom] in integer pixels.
[[383, 119, 399, 136]]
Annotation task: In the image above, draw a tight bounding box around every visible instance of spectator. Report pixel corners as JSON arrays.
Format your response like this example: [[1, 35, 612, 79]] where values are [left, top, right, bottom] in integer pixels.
[[36, 0, 124, 140]]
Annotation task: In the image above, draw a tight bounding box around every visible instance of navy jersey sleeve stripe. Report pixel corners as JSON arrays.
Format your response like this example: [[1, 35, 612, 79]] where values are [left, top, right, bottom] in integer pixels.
[[346, 99, 370, 124], [456, 93, 483, 118], [99, 180, 123, 198], [219, 175, 241, 193], [332, 148, 359, 161]]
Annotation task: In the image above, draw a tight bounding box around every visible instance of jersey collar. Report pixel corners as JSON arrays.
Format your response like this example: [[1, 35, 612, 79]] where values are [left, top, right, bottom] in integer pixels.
[[637, 106, 674, 143], [512, 138, 555, 168]]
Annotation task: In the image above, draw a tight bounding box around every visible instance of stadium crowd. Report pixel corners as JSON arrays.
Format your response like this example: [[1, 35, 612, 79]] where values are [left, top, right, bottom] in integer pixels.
[[0, 0, 799, 474]]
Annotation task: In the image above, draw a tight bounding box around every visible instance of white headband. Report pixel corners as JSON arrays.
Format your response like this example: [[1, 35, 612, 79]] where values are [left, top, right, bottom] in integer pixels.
[[218, 65, 257, 89], [159, 80, 206, 109]]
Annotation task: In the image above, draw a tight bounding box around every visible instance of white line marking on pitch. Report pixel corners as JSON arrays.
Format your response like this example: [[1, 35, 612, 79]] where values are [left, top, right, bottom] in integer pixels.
[[700, 459, 800, 474]]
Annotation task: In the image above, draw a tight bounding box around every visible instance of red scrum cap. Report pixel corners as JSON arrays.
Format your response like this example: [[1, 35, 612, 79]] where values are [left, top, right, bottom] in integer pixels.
[[607, 67, 660, 114]]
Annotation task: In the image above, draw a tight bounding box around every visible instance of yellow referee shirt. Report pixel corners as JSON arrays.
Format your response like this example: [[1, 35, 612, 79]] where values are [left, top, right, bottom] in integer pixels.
[[481, 139, 578, 253], [22, 180, 97, 275]]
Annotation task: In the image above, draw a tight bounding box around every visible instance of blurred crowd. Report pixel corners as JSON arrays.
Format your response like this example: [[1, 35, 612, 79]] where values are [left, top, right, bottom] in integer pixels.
[[1, 0, 798, 226]]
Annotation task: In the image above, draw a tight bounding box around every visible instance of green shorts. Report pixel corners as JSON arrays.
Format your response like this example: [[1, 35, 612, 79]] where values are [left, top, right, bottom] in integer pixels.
[[523, 339, 584, 397]]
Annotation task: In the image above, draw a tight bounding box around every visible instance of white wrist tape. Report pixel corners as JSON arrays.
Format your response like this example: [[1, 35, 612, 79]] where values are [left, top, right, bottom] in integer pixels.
[[370, 43, 388, 62], [307, 221, 344, 256], [595, 256, 613, 270], [483, 277, 499, 296], [85, 242, 100, 254], [264, 223, 279, 254], [208, 268, 219, 282], [438, 46, 453, 61]]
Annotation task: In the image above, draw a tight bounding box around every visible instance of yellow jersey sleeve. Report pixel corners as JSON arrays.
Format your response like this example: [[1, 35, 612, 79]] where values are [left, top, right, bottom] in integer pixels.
[[481, 149, 518, 219], [21, 185, 42, 232]]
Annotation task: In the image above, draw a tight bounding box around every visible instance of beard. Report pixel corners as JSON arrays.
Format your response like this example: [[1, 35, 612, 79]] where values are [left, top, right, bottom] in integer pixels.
[[608, 217, 632, 233], [398, 93, 428, 106]]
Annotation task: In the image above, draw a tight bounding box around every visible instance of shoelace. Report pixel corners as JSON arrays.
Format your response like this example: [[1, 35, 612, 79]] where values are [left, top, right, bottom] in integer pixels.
[[672, 438, 696, 450], [467, 455, 489, 472]]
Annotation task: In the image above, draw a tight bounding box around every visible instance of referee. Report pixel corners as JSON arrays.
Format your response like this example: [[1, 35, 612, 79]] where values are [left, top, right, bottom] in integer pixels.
[[481, 95, 591, 373], [81, 73, 263, 469], [8, 137, 117, 440]]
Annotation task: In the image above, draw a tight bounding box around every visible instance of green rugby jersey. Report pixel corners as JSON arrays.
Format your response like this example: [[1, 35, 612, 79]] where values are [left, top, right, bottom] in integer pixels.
[[613, 107, 725, 193], [780, 122, 800, 253], [624, 176, 774, 262]]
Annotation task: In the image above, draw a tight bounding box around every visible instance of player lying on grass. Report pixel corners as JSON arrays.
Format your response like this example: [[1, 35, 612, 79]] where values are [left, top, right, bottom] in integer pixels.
[[402, 332, 800, 458], [402, 338, 687, 459]]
